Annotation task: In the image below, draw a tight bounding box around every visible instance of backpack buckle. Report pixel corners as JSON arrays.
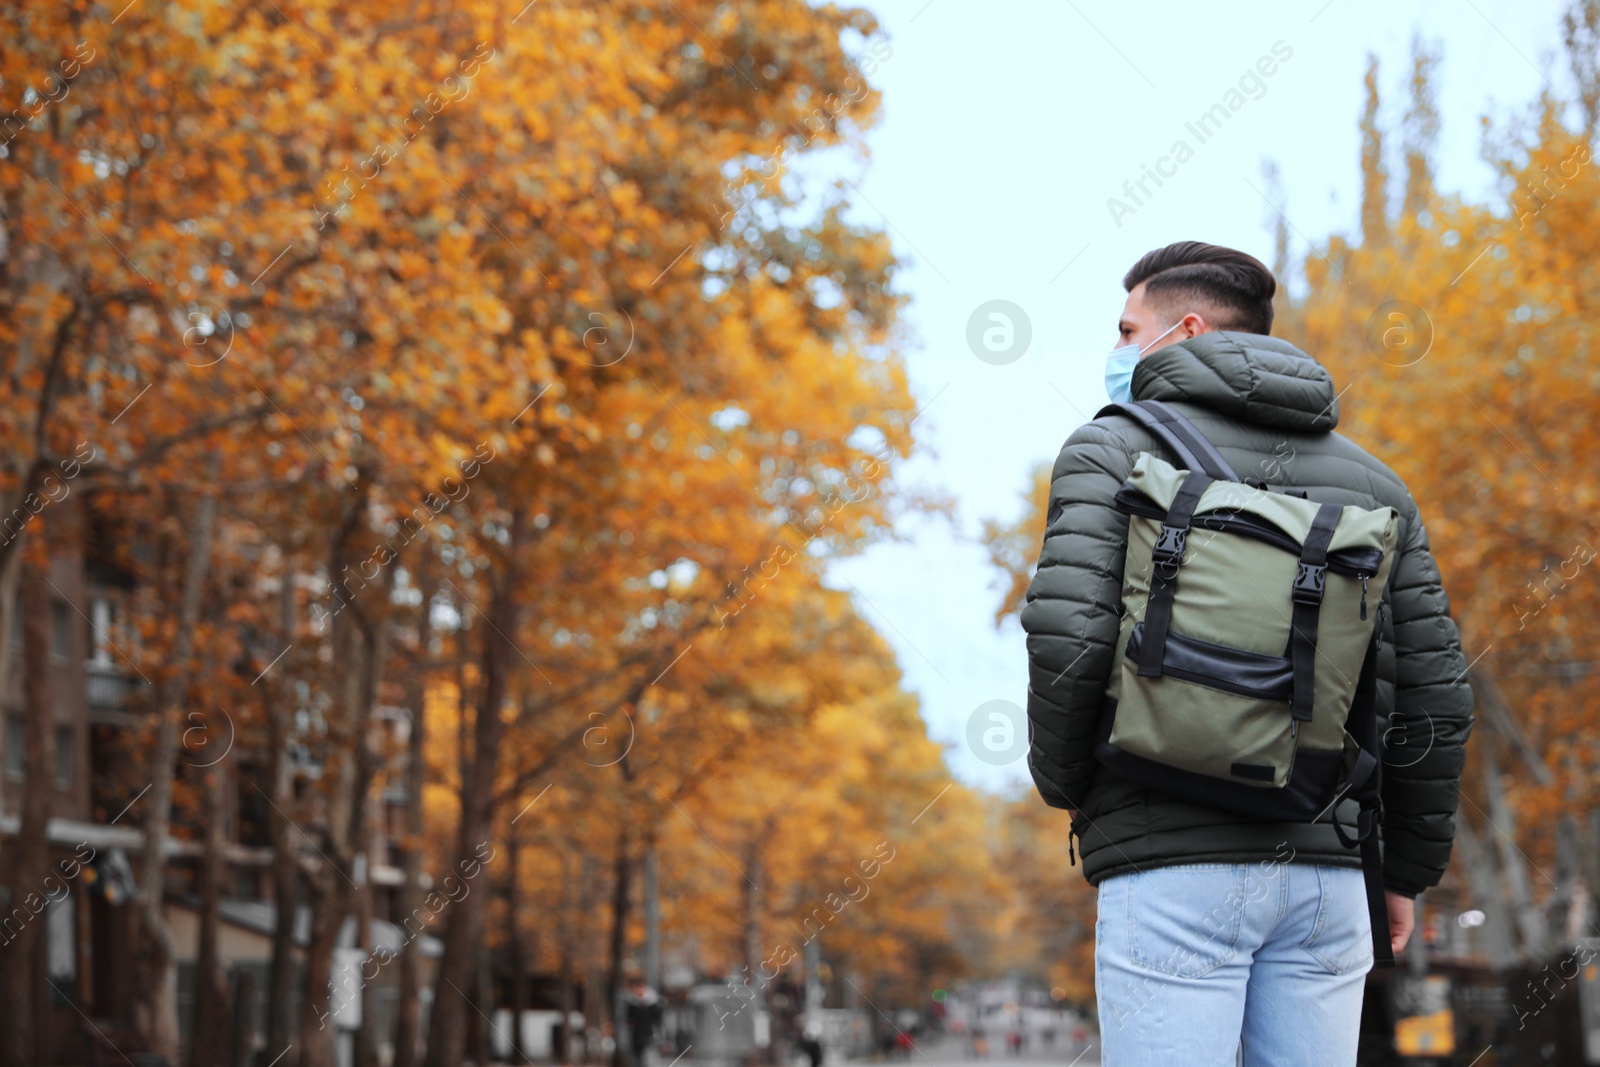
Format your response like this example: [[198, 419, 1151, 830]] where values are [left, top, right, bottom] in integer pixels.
[[1152, 524, 1188, 567], [1292, 561, 1326, 605]]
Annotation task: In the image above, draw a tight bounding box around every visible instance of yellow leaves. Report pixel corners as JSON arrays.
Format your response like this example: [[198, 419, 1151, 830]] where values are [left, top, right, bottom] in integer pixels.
[[1, 0, 982, 1002]]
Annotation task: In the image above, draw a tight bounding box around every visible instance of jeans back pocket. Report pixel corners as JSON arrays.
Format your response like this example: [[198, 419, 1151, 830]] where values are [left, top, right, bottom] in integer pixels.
[[1127, 864, 1247, 979]]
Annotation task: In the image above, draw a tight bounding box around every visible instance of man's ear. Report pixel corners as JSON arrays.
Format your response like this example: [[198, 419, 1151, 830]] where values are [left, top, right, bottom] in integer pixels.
[[1180, 311, 1211, 338]]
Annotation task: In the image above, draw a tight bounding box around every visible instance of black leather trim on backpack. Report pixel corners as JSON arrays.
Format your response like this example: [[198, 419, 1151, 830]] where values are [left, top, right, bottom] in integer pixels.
[[1125, 621, 1294, 701], [1095, 704, 1340, 820]]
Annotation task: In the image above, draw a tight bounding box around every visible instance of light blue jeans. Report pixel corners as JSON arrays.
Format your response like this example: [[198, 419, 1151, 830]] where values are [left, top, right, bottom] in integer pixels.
[[1094, 861, 1372, 1066]]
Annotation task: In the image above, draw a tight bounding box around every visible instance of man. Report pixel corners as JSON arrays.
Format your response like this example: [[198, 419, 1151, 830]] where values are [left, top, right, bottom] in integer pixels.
[[800, 1020, 825, 1067], [622, 973, 663, 1067], [1021, 241, 1473, 1064]]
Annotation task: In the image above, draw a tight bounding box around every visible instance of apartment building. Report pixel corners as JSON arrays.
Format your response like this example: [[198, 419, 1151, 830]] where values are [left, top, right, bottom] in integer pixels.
[[0, 523, 437, 1066]]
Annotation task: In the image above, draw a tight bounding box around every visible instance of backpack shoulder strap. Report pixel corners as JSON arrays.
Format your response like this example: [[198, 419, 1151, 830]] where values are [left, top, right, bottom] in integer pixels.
[[1095, 399, 1240, 482]]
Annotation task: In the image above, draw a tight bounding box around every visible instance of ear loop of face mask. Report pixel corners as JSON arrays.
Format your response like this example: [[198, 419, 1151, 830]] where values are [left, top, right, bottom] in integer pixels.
[[1138, 319, 1184, 356], [1104, 320, 1184, 402]]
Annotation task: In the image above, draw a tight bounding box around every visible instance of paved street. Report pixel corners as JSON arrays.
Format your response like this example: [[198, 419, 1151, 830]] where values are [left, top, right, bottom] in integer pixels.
[[855, 1035, 1100, 1067]]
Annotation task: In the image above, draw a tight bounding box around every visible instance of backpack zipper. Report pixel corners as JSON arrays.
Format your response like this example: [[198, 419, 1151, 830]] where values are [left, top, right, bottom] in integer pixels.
[[1359, 574, 1369, 620]]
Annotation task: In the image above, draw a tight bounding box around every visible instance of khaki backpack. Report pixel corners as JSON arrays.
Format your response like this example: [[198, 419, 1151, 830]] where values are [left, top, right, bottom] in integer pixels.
[[1093, 399, 1399, 967]]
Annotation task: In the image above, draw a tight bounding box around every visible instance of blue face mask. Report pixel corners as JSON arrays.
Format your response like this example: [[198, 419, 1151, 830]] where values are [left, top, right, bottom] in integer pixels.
[[1105, 321, 1183, 403]]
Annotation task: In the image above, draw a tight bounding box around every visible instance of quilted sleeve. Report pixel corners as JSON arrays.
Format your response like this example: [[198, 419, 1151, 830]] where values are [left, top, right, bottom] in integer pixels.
[[1021, 421, 1136, 810], [1379, 495, 1475, 896]]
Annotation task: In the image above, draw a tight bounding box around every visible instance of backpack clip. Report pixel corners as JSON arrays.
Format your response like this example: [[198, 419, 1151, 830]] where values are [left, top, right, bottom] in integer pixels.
[[1292, 561, 1327, 605], [1152, 524, 1188, 567]]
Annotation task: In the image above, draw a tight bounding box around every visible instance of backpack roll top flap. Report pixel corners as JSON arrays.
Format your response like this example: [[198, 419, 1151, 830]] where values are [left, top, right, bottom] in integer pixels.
[[1100, 450, 1399, 820]]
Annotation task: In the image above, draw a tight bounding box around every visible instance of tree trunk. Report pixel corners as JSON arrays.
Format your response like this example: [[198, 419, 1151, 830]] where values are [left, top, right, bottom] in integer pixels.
[[298, 603, 388, 1067], [0, 555, 58, 1067], [422, 506, 525, 1067], [352, 613, 385, 1067], [353, 849, 378, 1067], [1482, 734, 1546, 959], [609, 824, 632, 1067], [297, 481, 391, 1067], [1471, 666, 1555, 786], [264, 562, 300, 1067], [263, 763, 302, 1067], [742, 839, 766, 1063], [263, 709, 301, 1064], [133, 489, 218, 1058], [0, 458, 53, 585], [191, 759, 234, 1067], [557, 848, 578, 1066], [233, 969, 260, 1067], [508, 830, 529, 1064], [581, 855, 606, 1067], [0, 535, 20, 764], [475, 950, 494, 1066], [1555, 811, 1589, 942], [1586, 806, 1600, 934], [394, 570, 438, 1067], [296, 869, 344, 1067], [643, 840, 661, 994], [1452, 816, 1517, 968], [351, 612, 388, 1067]]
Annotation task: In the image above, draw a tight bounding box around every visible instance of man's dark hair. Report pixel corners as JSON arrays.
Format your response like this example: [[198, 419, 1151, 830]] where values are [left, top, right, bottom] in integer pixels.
[[1123, 241, 1276, 335]]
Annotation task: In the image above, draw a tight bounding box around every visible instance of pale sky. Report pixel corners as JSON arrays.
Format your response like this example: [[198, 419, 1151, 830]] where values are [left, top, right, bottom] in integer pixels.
[[820, 0, 1572, 791]]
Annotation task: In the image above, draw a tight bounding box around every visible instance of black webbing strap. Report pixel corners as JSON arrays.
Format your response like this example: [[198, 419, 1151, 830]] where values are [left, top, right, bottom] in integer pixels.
[[1329, 636, 1394, 968], [1136, 468, 1211, 677], [1362, 819, 1393, 968], [1139, 400, 1242, 482], [1094, 401, 1240, 482], [1287, 502, 1341, 722]]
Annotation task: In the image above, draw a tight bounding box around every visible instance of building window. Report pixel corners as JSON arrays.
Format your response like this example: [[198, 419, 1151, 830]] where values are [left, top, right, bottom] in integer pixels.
[[4, 713, 25, 779], [50, 599, 72, 662], [46, 895, 76, 983], [55, 724, 73, 786], [90, 597, 114, 666], [4, 594, 19, 703]]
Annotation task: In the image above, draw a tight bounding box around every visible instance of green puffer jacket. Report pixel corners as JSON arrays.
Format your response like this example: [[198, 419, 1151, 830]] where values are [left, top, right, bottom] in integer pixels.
[[1022, 331, 1474, 897]]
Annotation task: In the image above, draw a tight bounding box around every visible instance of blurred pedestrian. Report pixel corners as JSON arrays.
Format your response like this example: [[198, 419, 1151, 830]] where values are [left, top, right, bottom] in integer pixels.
[[623, 974, 663, 1067], [894, 1029, 913, 1060], [800, 1021, 824, 1067]]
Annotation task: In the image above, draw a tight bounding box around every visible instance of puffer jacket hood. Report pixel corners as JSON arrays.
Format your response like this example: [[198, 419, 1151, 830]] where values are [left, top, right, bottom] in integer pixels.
[[1021, 330, 1474, 896], [1133, 331, 1341, 433]]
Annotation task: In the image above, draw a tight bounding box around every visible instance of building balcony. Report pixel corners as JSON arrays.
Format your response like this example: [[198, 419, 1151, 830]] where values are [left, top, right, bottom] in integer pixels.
[[86, 661, 146, 724]]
